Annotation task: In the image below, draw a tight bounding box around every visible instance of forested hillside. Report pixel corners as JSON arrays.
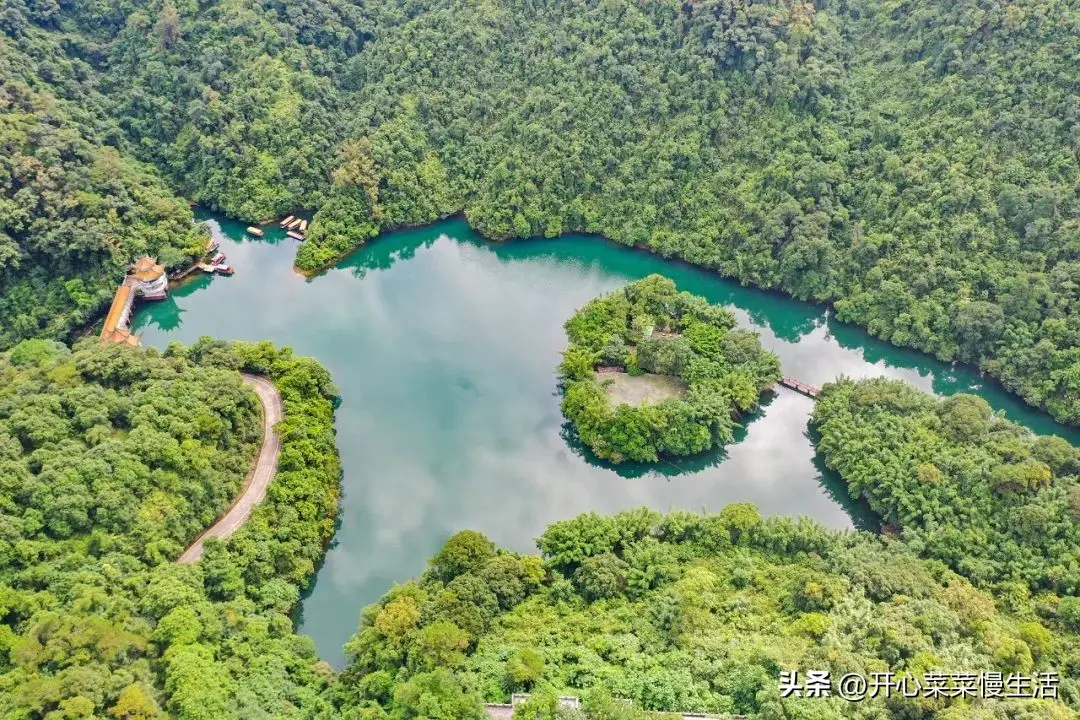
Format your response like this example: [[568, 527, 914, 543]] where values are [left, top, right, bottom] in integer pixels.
[[0, 33, 205, 348], [4, 341, 1079, 718], [328, 378, 1080, 718], [813, 377, 1080, 595], [331, 510, 1080, 718], [1, 0, 1078, 422], [0, 338, 340, 718]]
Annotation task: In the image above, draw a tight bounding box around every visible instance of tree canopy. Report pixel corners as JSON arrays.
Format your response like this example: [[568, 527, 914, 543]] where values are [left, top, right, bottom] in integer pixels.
[[2, 344, 1080, 718], [332, 509, 1080, 718], [0, 338, 341, 718], [813, 377, 1080, 596], [3, 0, 1080, 714], [0, 0, 1077, 424], [559, 274, 780, 463]]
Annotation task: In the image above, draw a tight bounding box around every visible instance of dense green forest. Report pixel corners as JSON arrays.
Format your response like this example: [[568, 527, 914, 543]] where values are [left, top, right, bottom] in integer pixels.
[[325, 377, 1080, 718], [0, 338, 341, 718], [560, 275, 780, 463], [0, 0, 1078, 423], [331, 509, 1080, 719], [3, 337, 1079, 718], [0, 43, 206, 347], [813, 377, 1080, 595], [2, 0, 1080, 711]]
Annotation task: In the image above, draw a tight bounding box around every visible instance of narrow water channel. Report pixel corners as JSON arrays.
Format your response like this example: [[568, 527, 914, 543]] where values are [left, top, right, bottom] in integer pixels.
[[133, 213, 1080, 668]]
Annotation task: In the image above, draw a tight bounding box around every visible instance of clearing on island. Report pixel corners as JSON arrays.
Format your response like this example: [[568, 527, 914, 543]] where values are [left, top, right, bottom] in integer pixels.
[[598, 370, 687, 407]]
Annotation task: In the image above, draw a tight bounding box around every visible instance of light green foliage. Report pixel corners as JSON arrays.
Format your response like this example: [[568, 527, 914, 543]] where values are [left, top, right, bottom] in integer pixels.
[[333, 536, 543, 716], [0, 339, 341, 718], [430, 530, 497, 582], [560, 275, 780, 463], [411, 621, 470, 671], [1060, 598, 1080, 632], [1, 0, 1078, 423], [336, 509, 1080, 718], [391, 669, 485, 720], [813, 377, 1080, 595], [506, 648, 545, 690], [573, 553, 630, 601]]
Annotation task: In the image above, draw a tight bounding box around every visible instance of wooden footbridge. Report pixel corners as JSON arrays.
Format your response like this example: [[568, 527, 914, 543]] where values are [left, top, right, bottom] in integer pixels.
[[778, 376, 820, 397]]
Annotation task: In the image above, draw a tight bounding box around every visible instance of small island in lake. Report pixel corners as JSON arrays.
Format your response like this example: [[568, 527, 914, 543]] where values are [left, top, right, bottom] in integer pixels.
[[559, 274, 781, 464]]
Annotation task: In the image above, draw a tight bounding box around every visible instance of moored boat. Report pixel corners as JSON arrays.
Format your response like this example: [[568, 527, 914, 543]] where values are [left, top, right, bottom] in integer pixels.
[[212, 264, 234, 276], [287, 230, 305, 241], [279, 215, 295, 228], [246, 226, 264, 237], [211, 252, 226, 264]]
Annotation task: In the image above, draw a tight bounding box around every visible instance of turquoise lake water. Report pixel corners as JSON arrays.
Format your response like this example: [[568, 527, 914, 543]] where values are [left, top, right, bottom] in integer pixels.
[[133, 214, 1079, 667]]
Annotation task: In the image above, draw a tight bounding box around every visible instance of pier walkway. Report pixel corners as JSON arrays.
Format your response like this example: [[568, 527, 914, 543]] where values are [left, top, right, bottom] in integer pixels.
[[99, 277, 140, 346], [100, 255, 169, 346], [177, 375, 282, 563]]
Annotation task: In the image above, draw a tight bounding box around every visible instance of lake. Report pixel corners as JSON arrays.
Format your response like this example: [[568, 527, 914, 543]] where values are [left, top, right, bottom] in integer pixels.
[[133, 213, 1080, 668]]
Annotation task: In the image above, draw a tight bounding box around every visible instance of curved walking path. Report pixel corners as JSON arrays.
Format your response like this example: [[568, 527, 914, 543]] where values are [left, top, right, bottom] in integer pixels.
[[178, 373, 283, 563]]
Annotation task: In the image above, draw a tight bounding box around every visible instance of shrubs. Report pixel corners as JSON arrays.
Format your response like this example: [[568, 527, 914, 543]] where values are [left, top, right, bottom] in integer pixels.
[[0, 339, 343, 717], [430, 529, 497, 582], [337, 540, 546, 714], [814, 377, 1080, 594], [506, 649, 546, 689], [336, 509, 1080, 717], [559, 275, 781, 463], [573, 553, 630, 601]]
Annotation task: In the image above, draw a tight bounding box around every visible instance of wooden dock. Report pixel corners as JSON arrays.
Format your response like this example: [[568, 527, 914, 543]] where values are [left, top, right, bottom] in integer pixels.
[[169, 264, 200, 281], [169, 237, 219, 281], [778, 376, 820, 397]]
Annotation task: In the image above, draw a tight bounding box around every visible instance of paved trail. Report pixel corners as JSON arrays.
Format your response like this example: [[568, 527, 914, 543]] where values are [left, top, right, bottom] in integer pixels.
[[178, 374, 282, 564]]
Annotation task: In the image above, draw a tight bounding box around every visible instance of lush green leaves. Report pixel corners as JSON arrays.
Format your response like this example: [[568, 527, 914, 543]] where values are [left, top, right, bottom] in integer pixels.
[[0, 339, 341, 718], [3, 0, 1079, 424], [813, 377, 1080, 594], [560, 275, 780, 463], [337, 509, 1080, 718]]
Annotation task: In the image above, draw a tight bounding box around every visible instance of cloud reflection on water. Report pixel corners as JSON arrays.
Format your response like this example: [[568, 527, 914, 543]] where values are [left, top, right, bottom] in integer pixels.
[[133, 215, 1079, 668]]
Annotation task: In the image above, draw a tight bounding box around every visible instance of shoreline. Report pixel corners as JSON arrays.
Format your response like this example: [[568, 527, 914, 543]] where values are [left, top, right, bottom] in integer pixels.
[[71, 201, 1072, 438], [275, 209, 1065, 432]]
